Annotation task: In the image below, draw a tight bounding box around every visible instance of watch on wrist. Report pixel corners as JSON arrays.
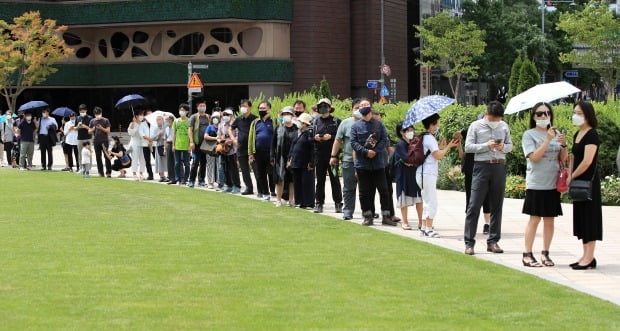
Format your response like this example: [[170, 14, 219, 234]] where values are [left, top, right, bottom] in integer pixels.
[[561, 145, 567, 148]]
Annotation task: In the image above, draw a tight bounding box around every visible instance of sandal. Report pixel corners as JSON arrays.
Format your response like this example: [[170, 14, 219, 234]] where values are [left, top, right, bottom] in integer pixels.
[[522, 252, 542, 267], [541, 250, 555, 267], [401, 223, 412, 230]]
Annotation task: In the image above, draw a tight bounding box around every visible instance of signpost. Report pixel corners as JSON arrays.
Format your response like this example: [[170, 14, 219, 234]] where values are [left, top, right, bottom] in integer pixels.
[[564, 70, 579, 78], [366, 81, 379, 89], [186, 62, 208, 112]]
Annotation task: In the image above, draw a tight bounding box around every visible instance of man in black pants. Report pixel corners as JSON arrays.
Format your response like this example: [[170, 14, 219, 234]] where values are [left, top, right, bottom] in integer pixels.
[[88, 107, 112, 177], [312, 98, 342, 213], [230, 99, 257, 195], [37, 108, 58, 170], [187, 100, 210, 188], [248, 101, 276, 200]]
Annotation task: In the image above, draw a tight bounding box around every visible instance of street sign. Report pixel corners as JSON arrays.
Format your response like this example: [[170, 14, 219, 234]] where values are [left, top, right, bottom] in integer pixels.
[[564, 70, 579, 78], [381, 64, 391, 76], [380, 85, 389, 97], [366, 81, 378, 89], [188, 72, 203, 88]]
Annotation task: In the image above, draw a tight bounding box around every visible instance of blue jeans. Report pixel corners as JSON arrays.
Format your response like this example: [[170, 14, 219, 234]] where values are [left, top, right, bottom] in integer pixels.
[[174, 150, 190, 182], [342, 161, 357, 217]]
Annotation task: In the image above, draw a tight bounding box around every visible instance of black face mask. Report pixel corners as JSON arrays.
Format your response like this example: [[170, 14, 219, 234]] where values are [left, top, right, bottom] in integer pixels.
[[259, 111, 268, 118], [295, 111, 304, 118], [318, 104, 330, 114]]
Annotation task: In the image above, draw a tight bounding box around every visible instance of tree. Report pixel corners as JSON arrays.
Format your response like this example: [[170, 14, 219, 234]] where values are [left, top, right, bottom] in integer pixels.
[[557, 1, 620, 102], [0, 11, 72, 111], [415, 12, 486, 102], [319, 76, 332, 100], [508, 55, 523, 97], [516, 58, 541, 94]]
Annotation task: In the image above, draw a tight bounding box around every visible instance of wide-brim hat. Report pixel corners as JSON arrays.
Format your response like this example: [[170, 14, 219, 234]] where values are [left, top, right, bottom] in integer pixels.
[[298, 113, 313, 125]]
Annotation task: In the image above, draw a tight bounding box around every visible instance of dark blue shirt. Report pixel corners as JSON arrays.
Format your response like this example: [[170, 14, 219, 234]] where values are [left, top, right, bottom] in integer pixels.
[[231, 113, 257, 156], [17, 120, 36, 142], [289, 129, 314, 169], [350, 118, 389, 170], [255, 118, 273, 151]]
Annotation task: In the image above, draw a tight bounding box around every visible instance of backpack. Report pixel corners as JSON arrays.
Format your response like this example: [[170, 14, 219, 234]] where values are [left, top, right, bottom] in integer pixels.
[[407, 133, 430, 166]]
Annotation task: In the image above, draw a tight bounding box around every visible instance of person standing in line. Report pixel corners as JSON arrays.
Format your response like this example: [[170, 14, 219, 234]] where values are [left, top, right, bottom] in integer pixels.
[[151, 114, 168, 182], [567, 101, 602, 270], [219, 108, 241, 193], [248, 101, 276, 200], [272, 106, 298, 207], [230, 99, 257, 195], [416, 114, 458, 237], [62, 113, 79, 172], [88, 107, 112, 177], [312, 98, 343, 214], [128, 111, 146, 180], [393, 123, 423, 230], [81, 141, 92, 178], [37, 108, 58, 171], [137, 111, 154, 180], [330, 98, 366, 220], [372, 108, 401, 222], [1, 110, 16, 167], [164, 115, 176, 184], [75, 104, 92, 170], [172, 104, 191, 185], [293, 100, 307, 118], [520, 102, 567, 267], [350, 106, 397, 227], [463, 101, 513, 255], [203, 111, 220, 189], [187, 100, 211, 188], [16, 111, 37, 171], [289, 113, 315, 209]]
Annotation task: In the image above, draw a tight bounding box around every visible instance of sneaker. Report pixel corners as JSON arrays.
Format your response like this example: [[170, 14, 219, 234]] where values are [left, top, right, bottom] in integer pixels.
[[313, 204, 323, 213], [335, 203, 343, 213], [426, 230, 440, 238], [19, 167, 25, 171], [483, 224, 490, 235], [262, 195, 271, 202], [241, 190, 254, 195], [222, 186, 232, 193], [274, 201, 282, 207], [257, 193, 263, 199], [198, 182, 205, 187], [231, 186, 240, 194], [270, 192, 277, 197], [208, 184, 215, 189], [343, 215, 353, 220], [187, 182, 195, 188]]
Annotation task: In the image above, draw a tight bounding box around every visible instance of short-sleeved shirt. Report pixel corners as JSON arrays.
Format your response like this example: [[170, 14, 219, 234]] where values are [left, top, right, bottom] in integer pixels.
[[231, 114, 257, 156], [335, 117, 355, 162], [76, 115, 93, 140], [522, 128, 562, 190], [572, 129, 600, 181], [419, 134, 439, 175], [173, 118, 190, 151], [89, 117, 111, 143], [17, 120, 36, 142], [204, 125, 218, 137], [189, 114, 210, 144], [255, 118, 274, 152]]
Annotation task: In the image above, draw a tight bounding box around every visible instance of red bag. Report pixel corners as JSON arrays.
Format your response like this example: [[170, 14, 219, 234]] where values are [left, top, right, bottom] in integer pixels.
[[557, 161, 569, 193]]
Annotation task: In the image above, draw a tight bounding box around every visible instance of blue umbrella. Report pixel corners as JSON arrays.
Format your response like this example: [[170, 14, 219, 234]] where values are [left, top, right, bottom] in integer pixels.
[[52, 107, 75, 117], [403, 95, 455, 128], [0, 113, 18, 124], [115, 94, 145, 109], [18, 100, 49, 112]]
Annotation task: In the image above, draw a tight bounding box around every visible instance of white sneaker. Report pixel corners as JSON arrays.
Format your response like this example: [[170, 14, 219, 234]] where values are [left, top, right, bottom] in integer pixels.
[[262, 196, 270, 202], [19, 167, 25, 171], [426, 230, 440, 238]]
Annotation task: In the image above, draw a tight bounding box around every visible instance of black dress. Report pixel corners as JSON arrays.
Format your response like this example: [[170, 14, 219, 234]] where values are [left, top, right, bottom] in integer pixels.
[[571, 129, 602, 242]]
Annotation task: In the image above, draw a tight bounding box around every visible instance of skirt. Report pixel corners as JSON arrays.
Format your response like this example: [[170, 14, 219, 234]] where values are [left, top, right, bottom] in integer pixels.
[[522, 189, 563, 217]]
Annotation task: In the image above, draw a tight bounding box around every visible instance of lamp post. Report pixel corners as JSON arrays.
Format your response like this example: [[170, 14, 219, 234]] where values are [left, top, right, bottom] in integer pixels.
[[541, 0, 575, 83]]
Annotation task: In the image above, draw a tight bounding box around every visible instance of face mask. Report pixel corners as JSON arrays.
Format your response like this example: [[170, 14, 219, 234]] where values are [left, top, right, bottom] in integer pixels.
[[137, 115, 144, 121], [96, 114, 102, 120], [572, 114, 585, 126], [259, 111, 268, 118], [318, 105, 330, 114], [295, 121, 303, 129], [222, 116, 230, 122], [312, 113, 320, 119], [295, 112, 304, 118], [405, 131, 414, 140], [240, 107, 248, 114], [278, 117, 284, 124], [25, 116, 32, 122], [353, 110, 362, 119], [179, 110, 186, 117], [535, 119, 550, 128], [80, 112, 87, 117], [197, 107, 206, 113], [212, 118, 219, 125], [433, 127, 440, 135], [282, 115, 292, 123], [109, 140, 116, 146], [157, 120, 163, 126], [43, 113, 49, 118], [164, 122, 170, 128], [487, 120, 499, 129]]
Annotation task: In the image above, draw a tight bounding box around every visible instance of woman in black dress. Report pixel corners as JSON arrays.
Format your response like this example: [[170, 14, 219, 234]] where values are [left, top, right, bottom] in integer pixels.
[[567, 101, 602, 270]]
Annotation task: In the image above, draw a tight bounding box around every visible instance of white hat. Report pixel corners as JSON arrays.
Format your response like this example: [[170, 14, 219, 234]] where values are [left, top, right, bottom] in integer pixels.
[[298, 113, 313, 126], [280, 106, 295, 115], [317, 98, 331, 106], [211, 111, 221, 118], [223, 108, 233, 115]]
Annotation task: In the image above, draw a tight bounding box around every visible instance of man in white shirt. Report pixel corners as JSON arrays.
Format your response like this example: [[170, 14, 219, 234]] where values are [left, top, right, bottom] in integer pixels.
[[38, 108, 58, 170]]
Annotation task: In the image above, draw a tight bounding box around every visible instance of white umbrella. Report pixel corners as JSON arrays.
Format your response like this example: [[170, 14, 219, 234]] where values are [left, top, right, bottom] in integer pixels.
[[145, 111, 175, 125], [505, 81, 580, 115]]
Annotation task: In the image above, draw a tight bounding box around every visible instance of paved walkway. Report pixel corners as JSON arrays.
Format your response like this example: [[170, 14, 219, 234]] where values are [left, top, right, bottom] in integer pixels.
[[7, 144, 619, 306]]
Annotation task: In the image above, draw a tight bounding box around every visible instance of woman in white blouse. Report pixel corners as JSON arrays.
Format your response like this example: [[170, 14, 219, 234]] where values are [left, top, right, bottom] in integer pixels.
[[62, 114, 79, 172]]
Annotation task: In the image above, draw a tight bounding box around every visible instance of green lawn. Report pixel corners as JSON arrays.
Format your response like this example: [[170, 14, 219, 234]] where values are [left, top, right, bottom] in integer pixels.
[[1, 169, 618, 330]]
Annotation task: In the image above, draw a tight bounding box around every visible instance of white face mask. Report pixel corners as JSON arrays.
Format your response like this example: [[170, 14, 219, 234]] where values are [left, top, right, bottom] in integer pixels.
[[179, 110, 186, 117], [137, 115, 144, 121], [405, 131, 414, 140], [212, 118, 219, 125], [353, 110, 362, 119], [282, 115, 292, 123], [487, 120, 500, 129], [536, 119, 550, 128], [25, 116, 32, 122], [572, 114, 585, 126], [198, 107, 206, 113], [239, 107, 248, 114], [43, 113, 49, 118], [80, 112, 87, 117], [222, 116, 230, 122], [96, 114, 102, 120], [295, 121, 302, 129]]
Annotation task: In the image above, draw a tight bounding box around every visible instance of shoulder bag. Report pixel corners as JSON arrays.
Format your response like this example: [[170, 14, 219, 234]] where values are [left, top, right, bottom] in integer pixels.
[[568, 164, 596, 202]]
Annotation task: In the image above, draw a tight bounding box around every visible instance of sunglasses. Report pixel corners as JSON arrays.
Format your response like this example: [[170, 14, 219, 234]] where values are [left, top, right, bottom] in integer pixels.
[[534, 111, 550, 117]]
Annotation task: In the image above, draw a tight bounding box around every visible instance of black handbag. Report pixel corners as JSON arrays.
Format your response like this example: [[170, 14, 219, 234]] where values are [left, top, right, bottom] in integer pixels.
[[568, 165, 596, 202], [157, 145, 165, 157]]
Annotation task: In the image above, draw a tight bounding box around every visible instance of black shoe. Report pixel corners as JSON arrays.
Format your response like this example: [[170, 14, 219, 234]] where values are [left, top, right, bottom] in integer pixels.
[[270, 192, 277, 197], [362, 212, 374, 226], [167, 181, 177, 185], [381, 213, 397, 226], [343, 215, 353, 220], [146, 176, 154, 181], [335, 202, 343, 213], [465, 246, 475, 255], [313, 204, 323, 213], [373, 213, 379, 219], [241, 190, 254, 196], [40, 168, 46, 171], [483, 224, 490, 234], [571, 258, 596, 270]]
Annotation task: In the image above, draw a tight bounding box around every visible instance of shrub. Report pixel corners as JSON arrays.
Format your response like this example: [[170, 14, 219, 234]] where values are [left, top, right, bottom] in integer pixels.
[[508, 54, 522, 97], [437, 157, 455, 190], [505, 175, 526, 199], [448, 166, 465, 191], [516, 58, 540, 94], [601, 175, 620, 206]]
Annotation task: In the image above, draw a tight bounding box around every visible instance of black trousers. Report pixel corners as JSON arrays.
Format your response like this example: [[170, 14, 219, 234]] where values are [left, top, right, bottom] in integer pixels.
[[142, 146, 153, 178], [464, 163, 507, 247], [166, 142, 175, 180], [314, 155, 342, 205], [357, 168, 390, 215], [4, 141, 14, 164], [38, 135, 53, 169], [464, 169, 490, 214], [62, 143, 79, 168], [189, 148, 207, 183], [223, 154, 241, 187], [94, 141, 112, 176], [238, 154, 254, 192], [293, 167, 315, 208], [254, 150, 275, 195]]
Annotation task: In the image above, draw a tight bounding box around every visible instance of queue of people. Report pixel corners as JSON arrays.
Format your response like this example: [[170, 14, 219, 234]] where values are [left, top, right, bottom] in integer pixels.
[[0, 99, 604, 269]]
